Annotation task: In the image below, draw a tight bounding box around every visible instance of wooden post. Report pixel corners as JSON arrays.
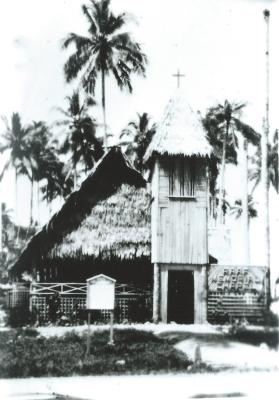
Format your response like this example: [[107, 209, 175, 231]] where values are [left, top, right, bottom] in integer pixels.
[[108, 310, 114, 345], [201, 266, 208, 323], [86, 311, 91, 357], [153, 263, 160, 323]]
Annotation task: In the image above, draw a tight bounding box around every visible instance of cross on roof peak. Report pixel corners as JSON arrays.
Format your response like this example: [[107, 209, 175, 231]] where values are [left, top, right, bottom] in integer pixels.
[[172, 69, 185, 88]]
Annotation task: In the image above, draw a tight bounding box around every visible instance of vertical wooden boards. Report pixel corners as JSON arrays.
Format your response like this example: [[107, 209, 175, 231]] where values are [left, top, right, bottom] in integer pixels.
[[154, 157, 208, 264]]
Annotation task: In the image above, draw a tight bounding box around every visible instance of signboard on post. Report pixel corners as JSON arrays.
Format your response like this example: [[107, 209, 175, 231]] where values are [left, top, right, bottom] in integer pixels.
[[86, 275, 116, 352], [86, 274, 116, 310]]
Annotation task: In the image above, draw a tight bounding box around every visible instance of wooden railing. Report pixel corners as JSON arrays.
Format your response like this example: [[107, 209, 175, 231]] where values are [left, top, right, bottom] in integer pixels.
[[30, 282, 151, 297], [30, 282, 87, 296]]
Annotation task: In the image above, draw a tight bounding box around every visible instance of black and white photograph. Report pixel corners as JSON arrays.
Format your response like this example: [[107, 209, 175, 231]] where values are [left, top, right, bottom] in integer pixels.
[[0, 0, 278, 399]]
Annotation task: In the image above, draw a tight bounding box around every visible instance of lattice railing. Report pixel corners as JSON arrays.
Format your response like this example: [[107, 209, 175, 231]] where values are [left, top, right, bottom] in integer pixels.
[[29, 282, 152, 323]]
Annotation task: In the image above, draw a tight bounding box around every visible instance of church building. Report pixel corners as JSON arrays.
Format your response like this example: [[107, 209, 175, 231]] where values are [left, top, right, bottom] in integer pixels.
[[145, 88, 212, 324]]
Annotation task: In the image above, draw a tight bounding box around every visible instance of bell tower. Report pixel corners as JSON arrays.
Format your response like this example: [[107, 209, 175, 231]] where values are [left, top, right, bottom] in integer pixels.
[[145, 89, 212, 323]]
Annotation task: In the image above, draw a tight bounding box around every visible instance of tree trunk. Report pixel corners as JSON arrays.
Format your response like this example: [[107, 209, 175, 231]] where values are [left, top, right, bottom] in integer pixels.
[[37, 182, 40, 226], [218, 124, 228, 224], [242, 138, 249, 264], [263, 10, 271, 303], [15, 169, 18, 225], [0, 201, 2, 252], [262, 120, 270, 268], [74, 168, 77, 190], [30, 175, 34, 226], [101, 68, 108, 152]]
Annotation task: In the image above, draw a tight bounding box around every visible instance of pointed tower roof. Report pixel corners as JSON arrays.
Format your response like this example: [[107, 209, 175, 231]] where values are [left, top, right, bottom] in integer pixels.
[[144, 88, 212, 161]]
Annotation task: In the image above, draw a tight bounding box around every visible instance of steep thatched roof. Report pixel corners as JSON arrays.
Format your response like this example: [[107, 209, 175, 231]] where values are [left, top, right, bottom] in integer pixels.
[[50, 184, 151, 260], [144, 88, 212, 161], [11, 147, 146, 274]]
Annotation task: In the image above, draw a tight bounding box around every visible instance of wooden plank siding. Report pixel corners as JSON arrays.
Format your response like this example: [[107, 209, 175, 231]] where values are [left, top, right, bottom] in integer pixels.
[[151, 156, 208, 264]]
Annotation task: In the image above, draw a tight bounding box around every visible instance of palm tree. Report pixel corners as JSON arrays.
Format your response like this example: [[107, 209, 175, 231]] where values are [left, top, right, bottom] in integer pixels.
[[119, 112, 156, 171], [25, 121, 52, 225], [0, 113, 32, 223], [230, 195, 258, 220], [62, 0, 147, 150], [56, 90, 103, 188], [249, 129, 278, 194], [203, 100, 260, 223], [40, 148, 73, 215]]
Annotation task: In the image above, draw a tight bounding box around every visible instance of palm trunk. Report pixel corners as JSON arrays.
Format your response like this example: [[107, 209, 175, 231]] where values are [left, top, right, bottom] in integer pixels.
[[101, 68, 108, 152], [218, 124, 228, 224], [37, 182, 40, 226], [262, 121, 270, 267], [0, 201, 2, 253], [15, 169, 18, 225], [74, 168, 77, 190], [263, 9, 271, 303], [30, 175, 34, 226], [242, 138, 249, 264]]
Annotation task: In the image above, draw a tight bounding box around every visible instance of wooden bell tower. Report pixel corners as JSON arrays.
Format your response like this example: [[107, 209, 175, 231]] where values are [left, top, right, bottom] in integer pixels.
[[145, 90, 212, 324]]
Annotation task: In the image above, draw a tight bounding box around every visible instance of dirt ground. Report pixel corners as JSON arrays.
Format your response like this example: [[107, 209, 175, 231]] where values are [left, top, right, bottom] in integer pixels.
[[1, 371, 278, 400]]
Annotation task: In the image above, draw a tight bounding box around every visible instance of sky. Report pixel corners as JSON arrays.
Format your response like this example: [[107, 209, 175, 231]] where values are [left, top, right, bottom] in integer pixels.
[[0, 0, 278, 279]]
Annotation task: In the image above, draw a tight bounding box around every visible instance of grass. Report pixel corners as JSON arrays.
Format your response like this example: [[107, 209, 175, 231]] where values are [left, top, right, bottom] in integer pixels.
[[0, 328, 193, 378]]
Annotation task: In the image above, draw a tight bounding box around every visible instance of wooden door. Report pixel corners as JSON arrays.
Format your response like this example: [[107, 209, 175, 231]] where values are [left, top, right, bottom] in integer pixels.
[[167, 270, 194, 323]]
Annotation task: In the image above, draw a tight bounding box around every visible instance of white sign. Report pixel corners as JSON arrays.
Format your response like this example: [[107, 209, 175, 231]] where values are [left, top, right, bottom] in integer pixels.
[[86, 274, 116, 310]]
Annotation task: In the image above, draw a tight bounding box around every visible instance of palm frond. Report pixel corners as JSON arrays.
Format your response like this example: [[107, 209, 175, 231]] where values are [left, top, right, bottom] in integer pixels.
[[64, 49, 92, 83], [62, 33, 92, 50], [233, 118, 260, 146], [81, 4, 98, 35], [0, 159, 10, 181]]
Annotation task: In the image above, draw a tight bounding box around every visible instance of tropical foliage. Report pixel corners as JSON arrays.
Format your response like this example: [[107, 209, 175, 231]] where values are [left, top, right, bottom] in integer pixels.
[[0, 113, 32, 186], [230, 195, 258, 220], [203, 100, 260, 220], [56, 90, 103, 187], [62, 0, 147, 148], [119, 112, 156, 171], [249, 129, 278, 194]]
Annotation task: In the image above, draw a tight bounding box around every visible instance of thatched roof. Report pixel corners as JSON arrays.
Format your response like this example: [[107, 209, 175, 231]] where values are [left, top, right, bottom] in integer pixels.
[[11, 147, 146, 274], [144, 88, 212, 161], [50, 184, 151, 260]]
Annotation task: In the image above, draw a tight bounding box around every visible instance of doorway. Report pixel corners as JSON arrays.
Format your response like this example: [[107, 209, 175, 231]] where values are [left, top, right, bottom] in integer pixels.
[[167, 270, 194, 323]]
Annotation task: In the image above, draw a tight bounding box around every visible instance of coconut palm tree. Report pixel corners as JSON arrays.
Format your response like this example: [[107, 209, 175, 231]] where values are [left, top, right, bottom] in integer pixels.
[[203, 100, 260, 223], [119, 112, 156, 171], [62, 0, 147, 150], [39, 148, 73, 215], [25, 121, 53, 225], [56, 90, 103, 188], [0, 113, 32, 223], [230, 195, 258, 220], [249, 129, 278, 194]]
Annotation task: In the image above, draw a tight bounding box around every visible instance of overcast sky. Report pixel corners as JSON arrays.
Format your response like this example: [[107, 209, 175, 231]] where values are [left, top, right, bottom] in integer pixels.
[[0, 0, 278, 273], [0, 0, 278, 136]]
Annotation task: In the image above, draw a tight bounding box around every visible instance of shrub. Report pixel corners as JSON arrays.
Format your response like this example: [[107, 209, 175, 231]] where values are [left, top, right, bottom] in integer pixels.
[[6, 306, 38, 328], [0, 329, 192, 378], [229, 326, 279, 349]]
